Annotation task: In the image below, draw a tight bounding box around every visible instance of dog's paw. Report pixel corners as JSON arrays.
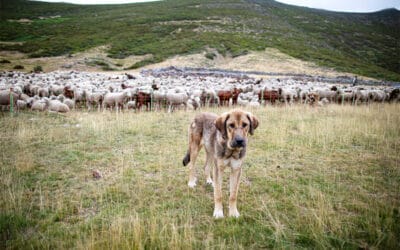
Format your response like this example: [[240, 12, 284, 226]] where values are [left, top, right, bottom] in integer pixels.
[[206, 177, 213, 186], [229, 209, 240, 218], [213, 209, 224, 219], [188, 179, 197, 188]]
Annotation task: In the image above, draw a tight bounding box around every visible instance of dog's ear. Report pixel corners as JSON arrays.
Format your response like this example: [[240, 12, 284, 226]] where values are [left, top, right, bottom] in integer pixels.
[[215, 113, 230, 139], [246, 112, 259, 135]]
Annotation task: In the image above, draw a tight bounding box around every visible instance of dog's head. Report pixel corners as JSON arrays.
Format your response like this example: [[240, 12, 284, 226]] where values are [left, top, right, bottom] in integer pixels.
[[215, 110, 259, 149]]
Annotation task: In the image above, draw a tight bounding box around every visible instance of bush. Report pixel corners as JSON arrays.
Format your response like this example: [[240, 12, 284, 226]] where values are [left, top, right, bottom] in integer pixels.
[[13, 65, 24, 69], [33, 65, 43, 72], [0, 59, 11, 64], [231, 49, 248, 58], [125, 56, 163, 70], [205, 52, 216, 60]]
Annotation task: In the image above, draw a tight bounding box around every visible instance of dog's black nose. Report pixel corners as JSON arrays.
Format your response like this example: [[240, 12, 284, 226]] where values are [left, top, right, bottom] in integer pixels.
[[233, 137, 245, 148]]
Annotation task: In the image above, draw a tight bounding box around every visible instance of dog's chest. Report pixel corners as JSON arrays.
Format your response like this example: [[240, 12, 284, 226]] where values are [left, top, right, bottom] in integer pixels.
[[223, 158, 242, 169]]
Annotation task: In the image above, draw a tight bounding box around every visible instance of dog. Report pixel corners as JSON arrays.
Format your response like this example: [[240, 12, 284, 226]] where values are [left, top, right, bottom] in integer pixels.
[[182, 109, 259, 218]]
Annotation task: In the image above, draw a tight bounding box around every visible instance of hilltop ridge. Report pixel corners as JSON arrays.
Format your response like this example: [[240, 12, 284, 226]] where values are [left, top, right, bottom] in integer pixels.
[[0, 0, 399, 81]]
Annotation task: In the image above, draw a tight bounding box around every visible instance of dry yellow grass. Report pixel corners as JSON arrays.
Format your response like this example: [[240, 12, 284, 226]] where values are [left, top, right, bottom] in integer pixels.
[[0, 47, 372, 81], [0, 104, 399, 249]]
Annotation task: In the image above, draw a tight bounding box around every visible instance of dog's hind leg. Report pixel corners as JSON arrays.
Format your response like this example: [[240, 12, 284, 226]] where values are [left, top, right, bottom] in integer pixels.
[[204, 150, 213, 185], [185, 123, 202, 188], [187, 141, 201, 188]]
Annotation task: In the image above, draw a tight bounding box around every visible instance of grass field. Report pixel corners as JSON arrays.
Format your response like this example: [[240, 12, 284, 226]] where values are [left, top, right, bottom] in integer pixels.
[[1, 104, 399, 249]]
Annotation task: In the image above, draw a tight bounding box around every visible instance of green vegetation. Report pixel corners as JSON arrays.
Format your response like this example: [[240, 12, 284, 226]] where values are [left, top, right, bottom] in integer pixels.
[[86, 59, 116, 71], [13, 65, 24, 69], [205, 52, 216, 60], [126, 56, 163, 70], [33, 65, 43, 72], [1, 105, 399, 249], [0, 59, 11, 63], [0, 0, 399, 80]]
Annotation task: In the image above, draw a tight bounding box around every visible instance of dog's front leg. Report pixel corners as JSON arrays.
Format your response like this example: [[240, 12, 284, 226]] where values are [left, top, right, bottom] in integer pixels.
[[229, 166, 242, 217], [213, 161, 225, 218]]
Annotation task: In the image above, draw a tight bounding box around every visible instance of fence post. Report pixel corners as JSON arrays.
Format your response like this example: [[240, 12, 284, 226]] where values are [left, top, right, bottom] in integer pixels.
[[9, 87, 14, 114]]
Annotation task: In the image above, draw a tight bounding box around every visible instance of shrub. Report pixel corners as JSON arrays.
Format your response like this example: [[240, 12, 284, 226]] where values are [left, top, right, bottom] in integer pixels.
[[205, 52, 216, 60], [125, 56, 163, 70], [0, 59, 11, 64], [33, 65, 43, 72], [13, 65, 24, 69]]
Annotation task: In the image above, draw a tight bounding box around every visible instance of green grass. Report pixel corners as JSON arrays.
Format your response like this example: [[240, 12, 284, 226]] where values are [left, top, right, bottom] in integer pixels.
[[0, 0, 399, 81], [1, 104, 399, 249]]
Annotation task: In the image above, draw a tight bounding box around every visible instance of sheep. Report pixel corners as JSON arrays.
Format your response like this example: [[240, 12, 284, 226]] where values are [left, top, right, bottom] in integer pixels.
[[337, 89, 355, 104], [166, 92, 189, 112], [0, 90, 20, 110], [38, 87, 49, 98], [31, 99, 49, 111], [318, 98, 330, 107], [20, 93, 30, 102], [278, 87, 297, 105], [0, 70, 397, 113], [49, 84, 64, 96], [153, 89, 167, 110], [126, 101, 136, 110], [63, 86, 74, 99], [16, 100, 27, 110], [103, 92, 129, 112], [48, 100, 70, 113], [354, 89, 370, 105], [86, 91, 104, 112], [368, 90, 387, 103], [389, 88, 400, 102], [73, 88, 87, 109], [317, 89, 338, 103], [247, 101, 260, 108], [187, 96, 200, 110], [63, 98, 75, 109], [29, 85, 40, 96]]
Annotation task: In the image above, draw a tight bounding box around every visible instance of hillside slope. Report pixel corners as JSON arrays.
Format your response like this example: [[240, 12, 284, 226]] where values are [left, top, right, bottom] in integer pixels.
[[0, 0, 399, 81]]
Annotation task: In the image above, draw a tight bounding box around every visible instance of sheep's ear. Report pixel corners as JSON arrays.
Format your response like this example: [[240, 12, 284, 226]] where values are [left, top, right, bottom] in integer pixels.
[[246, 112, 259, 135], [215, 113, 230, 139]]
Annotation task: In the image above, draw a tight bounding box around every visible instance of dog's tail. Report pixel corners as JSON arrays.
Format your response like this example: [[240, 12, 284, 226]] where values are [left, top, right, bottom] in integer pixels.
[[182, 149, 190, 166]]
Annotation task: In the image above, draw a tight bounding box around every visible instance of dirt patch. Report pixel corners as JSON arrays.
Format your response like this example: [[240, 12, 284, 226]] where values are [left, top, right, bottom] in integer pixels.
[[7, 19, 33, 24], [138, 48, 370, 80], [0, 46, 372, 80], [0, 45, 150, 73]]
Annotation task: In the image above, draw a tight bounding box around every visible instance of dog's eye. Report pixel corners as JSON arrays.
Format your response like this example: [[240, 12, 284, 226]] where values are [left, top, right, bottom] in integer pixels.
[[242, 123, 248, 128], [228, 123, 235, 129]]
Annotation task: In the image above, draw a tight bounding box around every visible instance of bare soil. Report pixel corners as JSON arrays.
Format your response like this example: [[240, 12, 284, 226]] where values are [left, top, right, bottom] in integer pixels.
[[0, 46, 372, 80]]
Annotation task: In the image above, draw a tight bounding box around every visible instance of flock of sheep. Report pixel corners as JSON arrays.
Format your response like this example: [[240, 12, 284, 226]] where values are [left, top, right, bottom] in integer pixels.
[[0, 69, 399, 113]]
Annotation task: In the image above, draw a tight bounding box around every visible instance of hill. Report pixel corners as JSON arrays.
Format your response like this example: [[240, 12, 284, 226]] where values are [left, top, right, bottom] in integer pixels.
[[0, 0, 399, 81]]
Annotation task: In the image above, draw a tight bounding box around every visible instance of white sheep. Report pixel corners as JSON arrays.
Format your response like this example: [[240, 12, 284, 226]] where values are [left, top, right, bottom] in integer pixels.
[[103, 92, 129, 112], [16, 100, 27, 110], [48, 100, 70, 113], [31, 99, 48, 111], [63, 98, 75, 109]]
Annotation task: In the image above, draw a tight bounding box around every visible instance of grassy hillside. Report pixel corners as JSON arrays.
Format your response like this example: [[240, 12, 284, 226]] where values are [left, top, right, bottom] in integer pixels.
[[0, 0, 399, 81], [1, 105, 399, 248]]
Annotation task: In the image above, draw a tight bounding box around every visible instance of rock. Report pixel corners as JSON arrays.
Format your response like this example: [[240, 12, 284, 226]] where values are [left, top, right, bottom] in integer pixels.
[[92, 170, 102, 179]]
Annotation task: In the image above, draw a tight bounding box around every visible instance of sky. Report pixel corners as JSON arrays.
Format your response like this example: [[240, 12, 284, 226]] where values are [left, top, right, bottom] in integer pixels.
[[275, 0, 400, 12], [32, 0, 400, 12]]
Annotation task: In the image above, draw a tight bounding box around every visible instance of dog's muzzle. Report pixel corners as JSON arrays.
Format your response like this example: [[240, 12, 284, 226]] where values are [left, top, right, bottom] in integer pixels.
[[231, 136, 246, 148]]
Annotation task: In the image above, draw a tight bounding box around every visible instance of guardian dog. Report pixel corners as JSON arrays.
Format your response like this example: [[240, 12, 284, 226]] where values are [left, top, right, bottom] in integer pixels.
[[182, 110, 259, 218]]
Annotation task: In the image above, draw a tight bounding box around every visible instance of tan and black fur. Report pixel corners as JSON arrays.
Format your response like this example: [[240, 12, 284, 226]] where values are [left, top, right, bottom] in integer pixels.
[[183, 110, 259, 218]]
